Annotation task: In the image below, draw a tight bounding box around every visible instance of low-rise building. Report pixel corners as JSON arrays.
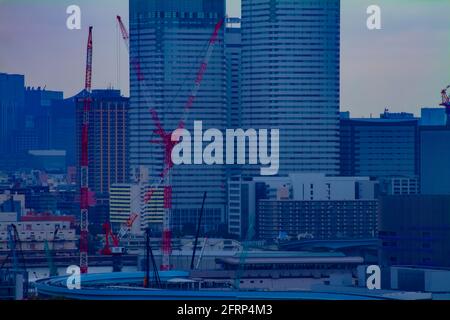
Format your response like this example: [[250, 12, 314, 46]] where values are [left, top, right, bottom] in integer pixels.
[[0, 213, 77, 252]]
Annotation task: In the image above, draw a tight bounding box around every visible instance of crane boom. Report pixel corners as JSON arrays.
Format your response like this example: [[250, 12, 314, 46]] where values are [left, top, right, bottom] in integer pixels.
[[116, 16, 129, 51]]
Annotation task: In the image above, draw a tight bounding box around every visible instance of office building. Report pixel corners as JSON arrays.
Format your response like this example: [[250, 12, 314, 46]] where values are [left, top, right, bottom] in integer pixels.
[[0, 73, 24, 159], [50, 95, 77, 166], [241, 0, 341, 175], [378, 176, 419, 196], [225, 22, 242, 129], [228, 176, 267, 238], [19, 87, 64, 153], [129, 0, 227, 232], [225, 21, 243, 182], [340, 112, 419, 179], [420, 125, 450, 195], [379, 195, 450, 268], [420, 108, 447, 126]]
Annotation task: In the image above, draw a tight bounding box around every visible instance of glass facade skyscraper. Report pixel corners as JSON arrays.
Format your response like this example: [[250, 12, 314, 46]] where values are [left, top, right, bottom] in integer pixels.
[[241, 0, 341, 176], [129, 0, 227, 232]]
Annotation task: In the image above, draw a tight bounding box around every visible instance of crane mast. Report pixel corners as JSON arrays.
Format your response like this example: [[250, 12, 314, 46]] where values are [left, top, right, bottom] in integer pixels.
[[80, 26, 93, 274]]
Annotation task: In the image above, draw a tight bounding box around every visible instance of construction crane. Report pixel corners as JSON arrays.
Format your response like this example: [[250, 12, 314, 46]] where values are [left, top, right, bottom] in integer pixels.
[[439, 85, 450, 126], [195, 237, 208, 270], [100, 221, 123, 255], [116, 16, 224, 271], [441, 85, 450, 107], [0, 225, 26, 272], [143, 228, 161, 288], [100, 222, 125, 272], [117, 212, 138, 242], [79, 26, 94, 274], [44, 225, 59, 277], [233, 221, 255, 290], [190, 192, 207, 270]]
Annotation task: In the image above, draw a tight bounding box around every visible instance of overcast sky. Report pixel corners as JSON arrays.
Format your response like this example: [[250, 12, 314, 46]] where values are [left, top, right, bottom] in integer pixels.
[[0, 0, 449, 117]]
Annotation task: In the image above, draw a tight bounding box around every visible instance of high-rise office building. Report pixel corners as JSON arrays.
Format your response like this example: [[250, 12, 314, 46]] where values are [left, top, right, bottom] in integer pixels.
[[225, 21, 242, 181], [420, 125, 450, 195], [379, 195, 450, 268], [225, 22, 242, 129], [129, 0, 227, 232], [241, 0, 341, 176], [49, 95, 77, 167], [21, 87, 64, 153], [76, 89, 129, 225], [0, 73, 24, 156], [420, 108, 447, 126], [340, 112, 419, 179]]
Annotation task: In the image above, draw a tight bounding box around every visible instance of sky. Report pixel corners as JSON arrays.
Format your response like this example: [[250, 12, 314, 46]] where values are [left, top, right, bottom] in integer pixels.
[[0, 0, 449, 117]]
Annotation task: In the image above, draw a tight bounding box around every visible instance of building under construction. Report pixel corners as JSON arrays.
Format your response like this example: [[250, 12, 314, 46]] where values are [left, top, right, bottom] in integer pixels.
[[75, 89, 130, 227]]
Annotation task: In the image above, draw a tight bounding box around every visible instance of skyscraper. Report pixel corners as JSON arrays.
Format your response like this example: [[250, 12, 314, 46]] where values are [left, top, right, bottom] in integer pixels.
[[379, 195, 450, 268], [241, 0, 341, 176], [0, 73, 24, 156], [76, 89, 129, 225], [420, 125, 450, 195], [129, 0, 227, 232], [225, 22, 242, 129], [225, 21, 243, 184], [21, 87, 64, 153]]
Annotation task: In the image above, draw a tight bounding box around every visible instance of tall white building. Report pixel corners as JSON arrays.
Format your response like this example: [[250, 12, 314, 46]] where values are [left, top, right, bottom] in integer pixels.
[[129, 0, 227, 232], [241, 0, 341, 176]]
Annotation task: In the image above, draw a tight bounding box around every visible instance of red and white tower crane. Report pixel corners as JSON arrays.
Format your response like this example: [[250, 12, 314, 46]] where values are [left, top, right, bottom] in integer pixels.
[[440, 85, 450, 126], [116, 16, 224, 271], [441, 85, 450, 107], [79, 26, 93, 274]]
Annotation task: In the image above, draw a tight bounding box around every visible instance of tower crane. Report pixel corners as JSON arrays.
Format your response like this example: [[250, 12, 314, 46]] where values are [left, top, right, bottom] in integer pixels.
[[100, 222, 121, 255], [441, 85, 450, 107], [116, 15, 224, 271], [439, 85, 450, 126], [0, 224, 26, 272], [44, 225, 59, 277], [117, 212, 139, 242], [100, 222, 124, 272], [79, 26, 93, 274]]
